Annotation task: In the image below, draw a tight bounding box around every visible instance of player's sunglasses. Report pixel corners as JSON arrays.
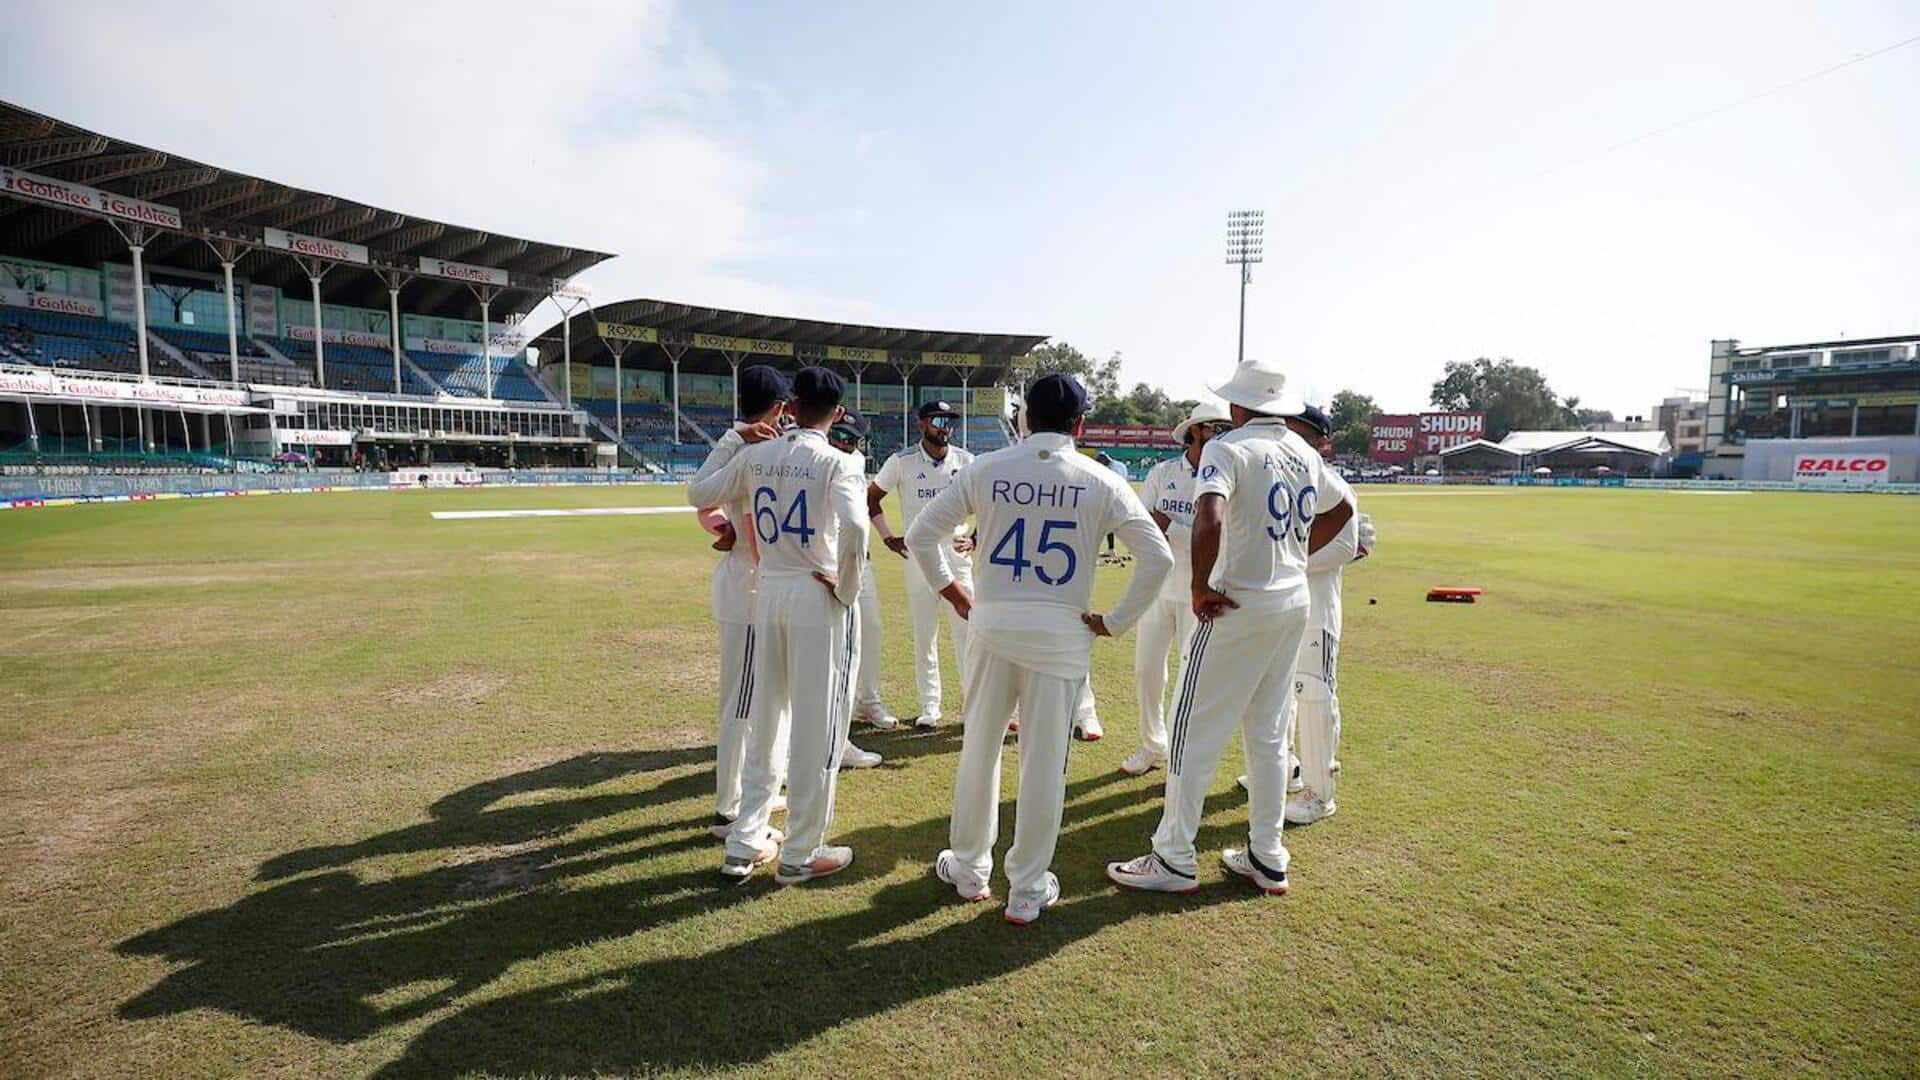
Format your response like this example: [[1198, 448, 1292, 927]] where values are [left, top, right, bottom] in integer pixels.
[[926, 415, 956, 430]]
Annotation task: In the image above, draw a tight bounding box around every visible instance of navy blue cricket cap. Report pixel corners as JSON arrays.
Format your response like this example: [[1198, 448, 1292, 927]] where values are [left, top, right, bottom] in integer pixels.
[[736, 364, 790, 418], [1293, 403, 1332, 437], [1025, 373, 1090, 429], [917, 399, 959, 419], [832, 409, 870, 440], [791, 365, 846, 408]]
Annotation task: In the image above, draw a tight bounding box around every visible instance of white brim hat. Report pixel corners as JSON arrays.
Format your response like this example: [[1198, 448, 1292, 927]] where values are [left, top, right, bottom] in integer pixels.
[[1171, 397, 1233, 443], [1211, 358, 1306, 416]]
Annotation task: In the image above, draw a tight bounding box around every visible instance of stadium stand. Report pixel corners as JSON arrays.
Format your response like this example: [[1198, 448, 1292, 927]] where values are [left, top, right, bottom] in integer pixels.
[[269, 337, 437, 396], [407, 350, 549, 402], [0, 308, 202, 378]]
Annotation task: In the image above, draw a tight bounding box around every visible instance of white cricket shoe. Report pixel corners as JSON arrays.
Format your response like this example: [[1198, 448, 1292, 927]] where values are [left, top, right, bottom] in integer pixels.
[[1220, 847, 1290, 894], [841, 741, 883, 769], [912, 713, 941, 731], [718, 827, 784, 882], [1287, 759, 1304, 794], [858, 708, 903, 731], [775, 845, 854, 885], [1119, 746, 1165, 776], [1074, 715, 1104, 742], [1235, 774, 1249, 793], [707, 813, 734, 841], [1105, 852, 1199, 894], [1285, 795, 1336, 826], [1004, 872, 1061, 926], [934, 848, 990, 903]]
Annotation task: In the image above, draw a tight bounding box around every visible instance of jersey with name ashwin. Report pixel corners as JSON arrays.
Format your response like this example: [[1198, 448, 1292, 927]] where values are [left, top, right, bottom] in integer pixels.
[[874, 444, 973, 537], [905, 432, 1171, 679], [1192, 417, 1341, 613], [687, 428, 867, 615], [1142, 454, 1200, 603]]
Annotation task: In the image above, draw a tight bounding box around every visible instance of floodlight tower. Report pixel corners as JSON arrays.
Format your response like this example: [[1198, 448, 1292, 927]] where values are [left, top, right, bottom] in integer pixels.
[[1225, 209, 1264, 365]]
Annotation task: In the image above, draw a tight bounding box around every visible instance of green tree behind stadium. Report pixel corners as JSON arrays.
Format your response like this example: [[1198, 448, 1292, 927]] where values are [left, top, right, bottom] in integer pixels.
[[1430, 357, 1576, 440]]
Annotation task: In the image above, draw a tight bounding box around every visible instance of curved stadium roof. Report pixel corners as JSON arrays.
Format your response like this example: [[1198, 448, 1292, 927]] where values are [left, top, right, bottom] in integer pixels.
[[543, 298, 1048, 386], [0, 100, 612, 321]]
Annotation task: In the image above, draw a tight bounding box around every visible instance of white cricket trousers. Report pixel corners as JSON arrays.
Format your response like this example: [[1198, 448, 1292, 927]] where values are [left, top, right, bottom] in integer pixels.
[[905, 553, 973, 721], [948, 650, 1083, 907], [854, 560, 885, 716], [714, 620, 788, 819], [1131, 596, 1196, 756], [1151, 598, 1310, 877], [1292, 628, 1341, 802], [725, 576, 858, 868]]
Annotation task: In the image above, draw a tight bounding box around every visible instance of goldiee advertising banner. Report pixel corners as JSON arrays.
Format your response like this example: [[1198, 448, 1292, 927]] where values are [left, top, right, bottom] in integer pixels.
[[551, 278, 592, 301], [0, 286, 103, 318], [0, 166, 183, 229], [263, 227, 369, 265], [286, 324, 388, 349], [418, 257, 509, 288], [406, 334, 527, 356], [0, 367, 248, 407]]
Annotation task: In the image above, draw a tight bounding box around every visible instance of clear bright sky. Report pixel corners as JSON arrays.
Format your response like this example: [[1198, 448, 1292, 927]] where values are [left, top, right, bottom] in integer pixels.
[[4, 1, 1916, 416]]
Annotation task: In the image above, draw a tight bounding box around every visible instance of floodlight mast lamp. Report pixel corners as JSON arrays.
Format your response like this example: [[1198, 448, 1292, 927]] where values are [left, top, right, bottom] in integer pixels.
[[1226, 209, 1264, 365]]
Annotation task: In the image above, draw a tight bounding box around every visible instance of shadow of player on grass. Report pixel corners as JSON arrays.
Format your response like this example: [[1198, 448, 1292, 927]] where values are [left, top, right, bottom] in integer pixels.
[[116, 730, 1259, 1074]]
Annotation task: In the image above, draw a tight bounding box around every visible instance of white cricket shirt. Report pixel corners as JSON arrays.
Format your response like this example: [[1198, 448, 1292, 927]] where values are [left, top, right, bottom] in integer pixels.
[[1142, 454, 1201, 603], [687, 428, 868, 617], [873, 443, 974, 537], [1192, 417, 1341, 614], [906, 432, 1172, 679], [687, 426, 758, 624]]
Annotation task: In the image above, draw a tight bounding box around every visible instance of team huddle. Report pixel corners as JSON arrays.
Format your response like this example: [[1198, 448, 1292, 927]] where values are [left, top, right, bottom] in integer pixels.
[[685, 357, 1373, 924]]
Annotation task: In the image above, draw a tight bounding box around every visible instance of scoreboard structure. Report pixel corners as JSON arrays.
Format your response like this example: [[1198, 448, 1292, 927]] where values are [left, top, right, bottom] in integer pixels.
[[1369, 412, 1485, 464]]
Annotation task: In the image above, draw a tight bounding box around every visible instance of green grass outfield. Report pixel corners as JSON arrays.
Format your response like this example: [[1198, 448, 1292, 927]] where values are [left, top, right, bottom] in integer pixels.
[[2, 485, 1916, 1077]]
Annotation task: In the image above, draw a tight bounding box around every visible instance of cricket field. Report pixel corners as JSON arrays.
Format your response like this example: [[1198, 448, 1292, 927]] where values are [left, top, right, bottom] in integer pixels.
[[2, 485, 1915, 1077]]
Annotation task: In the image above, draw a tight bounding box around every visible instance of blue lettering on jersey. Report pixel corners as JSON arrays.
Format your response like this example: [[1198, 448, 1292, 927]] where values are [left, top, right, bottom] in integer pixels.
[[988, 479, 1088, 508]]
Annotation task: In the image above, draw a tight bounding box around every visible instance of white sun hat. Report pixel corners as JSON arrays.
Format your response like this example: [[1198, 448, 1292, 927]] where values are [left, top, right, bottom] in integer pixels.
[[1211, 358, 1306, 416], [1171, 398, 1233, 444]]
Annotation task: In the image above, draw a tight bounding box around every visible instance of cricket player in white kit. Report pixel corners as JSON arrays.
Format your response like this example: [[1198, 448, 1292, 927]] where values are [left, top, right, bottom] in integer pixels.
[[688, 367, 869, 883], [1122, 399, 1232, 777], [1279, 405, 1373, 825], [1108, 358, 1352, 896], [910, 374, 1172, 925], [869, 401, 974, 729], [826, 410, 892, 766], [688, 365, 793, 838]]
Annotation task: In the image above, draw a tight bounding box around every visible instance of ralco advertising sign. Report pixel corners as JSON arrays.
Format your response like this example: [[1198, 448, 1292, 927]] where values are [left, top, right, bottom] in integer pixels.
[[1793, 454, 1890, 485]]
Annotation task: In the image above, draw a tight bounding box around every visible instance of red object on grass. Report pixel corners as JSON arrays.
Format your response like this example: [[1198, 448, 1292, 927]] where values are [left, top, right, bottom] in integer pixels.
[[1426, 587, 1483, 603]]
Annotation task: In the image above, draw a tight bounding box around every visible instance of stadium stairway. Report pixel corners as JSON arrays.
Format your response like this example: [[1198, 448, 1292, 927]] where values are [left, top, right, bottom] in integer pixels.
[[246, 338, 316, 386]]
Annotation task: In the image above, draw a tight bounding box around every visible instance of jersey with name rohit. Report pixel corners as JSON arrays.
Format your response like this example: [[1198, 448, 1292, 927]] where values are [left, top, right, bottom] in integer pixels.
[[1193, 417, 1341, 614], [1142, 454, 1201, 602], [906, 432, 1171, 679], [686, 428, 867, 616], [874, 444, 974, 538]]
